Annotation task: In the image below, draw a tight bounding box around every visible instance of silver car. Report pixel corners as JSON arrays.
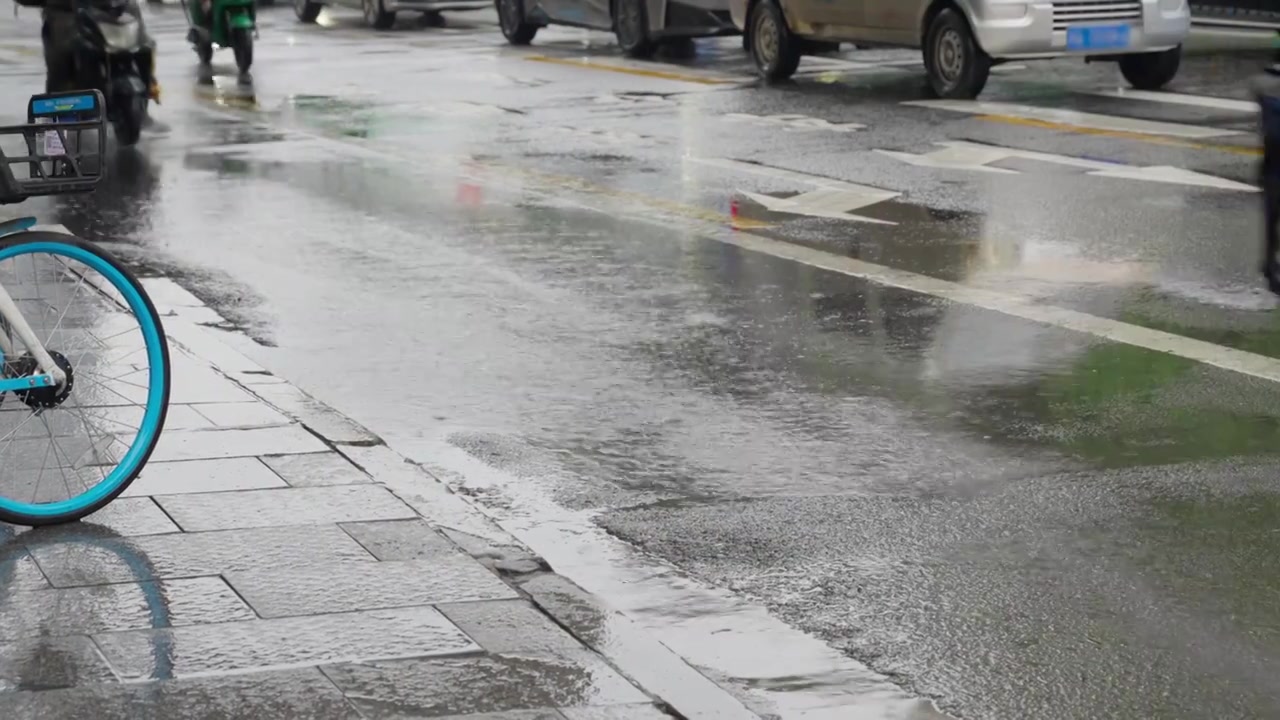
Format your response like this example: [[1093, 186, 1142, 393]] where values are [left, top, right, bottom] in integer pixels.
[[729, 0, 1191, 98], [496, 0, 737, 58], [294, 0, 488, 30]]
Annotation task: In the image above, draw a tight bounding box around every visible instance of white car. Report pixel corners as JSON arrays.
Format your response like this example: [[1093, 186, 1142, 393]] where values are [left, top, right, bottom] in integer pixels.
[[729, 0, 1192, 98]]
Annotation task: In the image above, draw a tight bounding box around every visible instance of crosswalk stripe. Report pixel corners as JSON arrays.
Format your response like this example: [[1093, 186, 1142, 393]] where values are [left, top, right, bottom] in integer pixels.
[[1086, 89, 1258, 114], [904, 98, 1242, 138]]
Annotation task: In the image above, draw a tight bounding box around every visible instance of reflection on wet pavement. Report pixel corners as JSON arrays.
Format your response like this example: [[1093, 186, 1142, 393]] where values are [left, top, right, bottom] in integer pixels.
[[6, 5, 1280, 719]]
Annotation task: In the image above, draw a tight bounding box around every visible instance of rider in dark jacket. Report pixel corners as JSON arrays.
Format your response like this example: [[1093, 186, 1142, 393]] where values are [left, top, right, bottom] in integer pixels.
[[1252, 38, 1280, 294], [15, 0, 159, 115]]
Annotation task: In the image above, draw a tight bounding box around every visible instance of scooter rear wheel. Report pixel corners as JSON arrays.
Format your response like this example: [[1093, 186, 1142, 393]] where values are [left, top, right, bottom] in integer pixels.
[[232, 28, 253, 74], [113, 95, 146, 146]]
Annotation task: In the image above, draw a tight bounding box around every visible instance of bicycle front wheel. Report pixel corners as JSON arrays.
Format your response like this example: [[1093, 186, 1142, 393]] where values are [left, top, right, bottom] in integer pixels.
[[0, 232, 169, 526]]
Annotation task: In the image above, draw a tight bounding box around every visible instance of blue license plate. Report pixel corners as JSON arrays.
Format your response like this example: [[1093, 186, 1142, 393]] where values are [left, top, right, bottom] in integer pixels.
[[1066, 24, 1131, 51]]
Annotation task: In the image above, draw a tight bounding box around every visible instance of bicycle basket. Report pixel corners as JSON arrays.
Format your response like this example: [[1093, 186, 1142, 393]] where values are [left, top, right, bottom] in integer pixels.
[[0, 90, 106, 205]]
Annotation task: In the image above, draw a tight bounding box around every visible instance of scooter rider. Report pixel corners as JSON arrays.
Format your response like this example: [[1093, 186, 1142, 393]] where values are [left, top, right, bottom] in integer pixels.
[[1253, 34, 1280, 295], [13, 0, 160, 100], [11, 0, 79, 92]]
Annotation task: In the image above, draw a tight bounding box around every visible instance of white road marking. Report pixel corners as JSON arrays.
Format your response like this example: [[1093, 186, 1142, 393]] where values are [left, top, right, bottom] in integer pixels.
[[692, 157, 899, 222], [721, 231, 1280, 385], [723, 113, 865, 133], [904, 99, 1242, 138], [1087, 88, 1258, 114], [879, 140, 1259, 191], [742, 186, 901, 224]]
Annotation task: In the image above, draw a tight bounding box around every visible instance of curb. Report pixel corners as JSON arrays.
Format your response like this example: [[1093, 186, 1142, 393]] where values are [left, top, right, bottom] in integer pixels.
[[142, 275, 764, 720]]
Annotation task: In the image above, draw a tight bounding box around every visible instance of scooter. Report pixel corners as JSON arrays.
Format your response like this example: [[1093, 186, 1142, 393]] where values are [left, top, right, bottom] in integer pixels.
[[184, 0, 256, 77], [72, 0, 157, 146]]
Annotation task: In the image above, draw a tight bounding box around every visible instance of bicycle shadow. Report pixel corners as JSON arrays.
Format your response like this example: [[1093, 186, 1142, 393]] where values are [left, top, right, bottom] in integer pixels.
[[0, 522, 175, 690]]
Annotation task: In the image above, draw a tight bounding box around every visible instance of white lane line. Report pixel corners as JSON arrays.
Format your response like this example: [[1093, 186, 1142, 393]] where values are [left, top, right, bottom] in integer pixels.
[[1087, 89, 1258, 114], [189, 103, 1280, 387], [904, 99, 1242, 138], [721, 232, 1280, 384]]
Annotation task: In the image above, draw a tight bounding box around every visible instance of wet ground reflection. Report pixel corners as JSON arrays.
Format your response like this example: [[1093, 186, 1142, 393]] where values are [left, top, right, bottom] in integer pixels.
[[0, 522, 174, 689]]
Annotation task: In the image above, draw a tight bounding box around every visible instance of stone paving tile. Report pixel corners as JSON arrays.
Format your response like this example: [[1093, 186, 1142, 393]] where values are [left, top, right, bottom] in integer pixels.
[[191, 402, 292, 429], [26, 524, 375, 587], [141, 278, 205, 308], [166, 355, 256, 405], [246, 382, 380, 444], [560, 705, 674, 720], [225, 558, 516, 619], [320, 651, 651, 718], [0, 635, 116, 691], [10, 497, 180, 539], [155, 484, 416, 532], [150, 426, 327, 463], [121, 458, 288, 497], [341, 518, 475, 561], [0, 548, 52, 592], [438, 600, 585, 655], [262, 452, 373, 487], [154, 405, 217, 431], [5, 668, 363, 720], [0, 577, 255, 642], [95, 606, 480, 681]]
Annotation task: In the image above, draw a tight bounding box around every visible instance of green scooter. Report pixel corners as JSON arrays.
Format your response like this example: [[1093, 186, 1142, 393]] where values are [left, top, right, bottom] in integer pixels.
[[183, 0, 257, 76]]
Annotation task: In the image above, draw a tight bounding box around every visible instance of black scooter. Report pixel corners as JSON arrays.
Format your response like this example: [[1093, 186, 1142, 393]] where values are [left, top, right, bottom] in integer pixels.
[[72, 0, 156, 146]]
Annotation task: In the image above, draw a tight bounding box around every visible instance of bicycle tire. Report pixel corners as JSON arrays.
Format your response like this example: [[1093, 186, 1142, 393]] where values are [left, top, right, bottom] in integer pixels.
[[0, 231, 169, 527]]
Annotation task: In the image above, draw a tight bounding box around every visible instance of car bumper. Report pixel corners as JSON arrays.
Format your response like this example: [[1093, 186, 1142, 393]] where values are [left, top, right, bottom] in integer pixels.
[[970, 0, 1190, 58]]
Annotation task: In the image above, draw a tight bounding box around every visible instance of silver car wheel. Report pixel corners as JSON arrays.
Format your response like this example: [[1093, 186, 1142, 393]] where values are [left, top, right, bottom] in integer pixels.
[[753, 11, 778, 67], [934, 27, 964, 85]]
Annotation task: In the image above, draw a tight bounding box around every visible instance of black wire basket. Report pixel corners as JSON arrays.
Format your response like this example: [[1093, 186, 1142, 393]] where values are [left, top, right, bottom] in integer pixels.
[[0, 90, 107, 206]]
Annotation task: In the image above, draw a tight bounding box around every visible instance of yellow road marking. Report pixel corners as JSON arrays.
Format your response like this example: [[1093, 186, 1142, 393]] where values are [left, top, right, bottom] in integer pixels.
[[0, 44, 41, 58], [194, 85, 260, 112], [977, 114, 1263, 157], [525, 55, 737, 86]]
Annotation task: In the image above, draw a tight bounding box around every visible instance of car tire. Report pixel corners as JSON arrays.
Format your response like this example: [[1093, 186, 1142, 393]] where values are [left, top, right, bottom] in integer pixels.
[[923, 8, 990, 99], [295, 0, 322, 22], [749, 0, 800, 82], [364, 0, 397, 30], [614, 0, 655, 59], [1118, 45, 1181, 91], [497, 0, 538, 44]]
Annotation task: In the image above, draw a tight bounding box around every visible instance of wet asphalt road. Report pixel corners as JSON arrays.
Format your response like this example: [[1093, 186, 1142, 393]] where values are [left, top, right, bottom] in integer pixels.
[[5, 6, 1280, 718]]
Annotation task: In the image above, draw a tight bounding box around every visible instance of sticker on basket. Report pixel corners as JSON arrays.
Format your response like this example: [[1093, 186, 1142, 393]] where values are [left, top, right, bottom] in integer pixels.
[[34, 117, 66, 156]]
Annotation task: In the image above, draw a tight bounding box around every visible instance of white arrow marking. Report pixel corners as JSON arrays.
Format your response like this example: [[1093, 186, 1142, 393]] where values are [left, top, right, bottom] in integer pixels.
[[876, 144, 1018, 174], [741, 186, 900, 225], [688, 157, 903, 223], [725, 113, 865, 133], [878, 141, 1259, 192]]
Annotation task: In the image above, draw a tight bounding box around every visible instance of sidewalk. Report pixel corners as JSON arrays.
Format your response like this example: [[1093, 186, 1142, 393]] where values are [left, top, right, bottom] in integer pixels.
[[0, 267, 760, 719]]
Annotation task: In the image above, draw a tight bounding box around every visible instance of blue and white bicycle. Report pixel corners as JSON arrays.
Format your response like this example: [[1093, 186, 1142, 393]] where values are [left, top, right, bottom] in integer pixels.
[[0, 90, 169, 527]]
